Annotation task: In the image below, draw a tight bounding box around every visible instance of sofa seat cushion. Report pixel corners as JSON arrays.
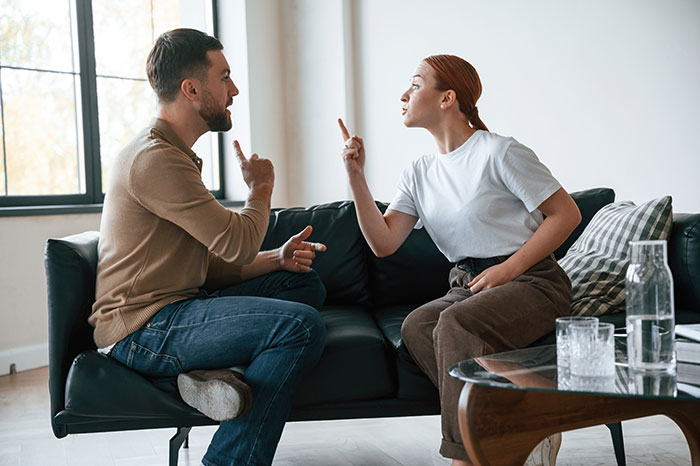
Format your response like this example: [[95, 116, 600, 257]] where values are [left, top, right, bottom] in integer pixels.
[[63, 350, 205, 420], [293, 305, 394, 406], [374, 305, 439, 402], [374, 304, 414, 351]]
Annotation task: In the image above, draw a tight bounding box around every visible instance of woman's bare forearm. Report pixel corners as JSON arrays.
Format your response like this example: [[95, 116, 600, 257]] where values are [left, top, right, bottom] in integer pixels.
[[348, 172, 415, 257], [506, 188, 581, 276]]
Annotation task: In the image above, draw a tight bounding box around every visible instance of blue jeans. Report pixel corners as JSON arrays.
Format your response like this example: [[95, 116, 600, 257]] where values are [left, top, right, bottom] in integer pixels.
[[110, 270, 327, 466]]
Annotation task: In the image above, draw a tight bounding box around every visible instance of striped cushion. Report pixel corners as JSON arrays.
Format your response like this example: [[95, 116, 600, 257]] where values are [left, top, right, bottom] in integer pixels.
[[559, 196, 673, 317]]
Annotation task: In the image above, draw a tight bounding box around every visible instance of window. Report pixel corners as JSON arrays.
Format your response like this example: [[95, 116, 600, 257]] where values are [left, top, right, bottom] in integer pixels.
[[0, 0, 223, 211]]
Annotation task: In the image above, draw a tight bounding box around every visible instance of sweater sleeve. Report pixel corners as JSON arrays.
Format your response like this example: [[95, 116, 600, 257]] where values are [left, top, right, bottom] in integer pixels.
[[129, 143, 270, 265]]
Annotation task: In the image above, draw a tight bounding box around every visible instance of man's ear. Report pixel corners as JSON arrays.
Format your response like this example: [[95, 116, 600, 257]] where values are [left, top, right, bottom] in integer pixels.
[[181, 78, 200, 103]]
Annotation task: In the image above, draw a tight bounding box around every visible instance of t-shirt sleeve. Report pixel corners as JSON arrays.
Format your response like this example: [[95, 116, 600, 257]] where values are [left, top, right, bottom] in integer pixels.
[[497, 140, 562, 213], [387, 163, 419, 218]]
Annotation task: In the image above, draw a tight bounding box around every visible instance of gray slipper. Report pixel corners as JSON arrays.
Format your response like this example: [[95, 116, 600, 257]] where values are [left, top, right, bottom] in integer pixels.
[[177, 369, 253, 421]]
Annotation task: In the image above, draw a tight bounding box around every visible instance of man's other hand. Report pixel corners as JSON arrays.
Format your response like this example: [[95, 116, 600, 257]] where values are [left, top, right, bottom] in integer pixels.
[[278, 225, 327, 273]]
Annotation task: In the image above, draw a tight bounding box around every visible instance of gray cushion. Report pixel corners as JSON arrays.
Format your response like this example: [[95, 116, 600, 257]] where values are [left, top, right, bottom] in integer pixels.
[[560, 196, 674, 316]]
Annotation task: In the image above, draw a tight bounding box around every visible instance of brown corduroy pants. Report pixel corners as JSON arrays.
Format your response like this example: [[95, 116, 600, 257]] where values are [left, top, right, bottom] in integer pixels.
[[401, 255, 572, 461]]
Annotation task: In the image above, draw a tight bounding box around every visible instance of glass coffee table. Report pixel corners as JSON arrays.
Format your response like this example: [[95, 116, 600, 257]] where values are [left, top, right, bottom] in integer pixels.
[[448, 342, 700, 466]]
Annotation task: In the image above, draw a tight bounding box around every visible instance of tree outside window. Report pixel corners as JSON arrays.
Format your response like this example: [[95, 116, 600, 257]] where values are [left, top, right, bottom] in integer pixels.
[[0, 0, 222, 209]]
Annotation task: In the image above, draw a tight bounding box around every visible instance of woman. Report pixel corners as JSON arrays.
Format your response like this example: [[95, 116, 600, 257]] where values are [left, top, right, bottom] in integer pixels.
[[338, 54, 581, 466]]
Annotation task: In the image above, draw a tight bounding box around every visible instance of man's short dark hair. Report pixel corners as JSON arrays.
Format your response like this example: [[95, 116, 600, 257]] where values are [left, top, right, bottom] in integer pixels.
[[146, 28, 223, 102]]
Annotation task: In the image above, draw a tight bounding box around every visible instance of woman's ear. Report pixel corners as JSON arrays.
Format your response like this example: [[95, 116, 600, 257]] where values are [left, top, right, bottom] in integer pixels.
[[441, 90, 456, 108]]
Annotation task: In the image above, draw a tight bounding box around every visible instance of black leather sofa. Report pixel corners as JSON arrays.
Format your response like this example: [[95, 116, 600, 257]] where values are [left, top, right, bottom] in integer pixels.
[[45, 188, 700, 465]]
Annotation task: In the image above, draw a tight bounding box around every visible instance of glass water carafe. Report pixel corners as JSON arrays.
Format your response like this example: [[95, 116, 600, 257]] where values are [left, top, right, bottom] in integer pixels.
[[625, 240, 676, 372]]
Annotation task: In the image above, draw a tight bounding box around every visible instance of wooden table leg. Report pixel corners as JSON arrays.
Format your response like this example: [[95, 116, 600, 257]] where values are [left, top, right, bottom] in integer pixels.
[[457, 383, 700, 466]]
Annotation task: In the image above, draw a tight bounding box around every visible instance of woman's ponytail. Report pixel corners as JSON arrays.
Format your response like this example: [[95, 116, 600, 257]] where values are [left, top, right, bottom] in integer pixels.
[[468, 106, 488, 132], [424, 55, 489, 132]]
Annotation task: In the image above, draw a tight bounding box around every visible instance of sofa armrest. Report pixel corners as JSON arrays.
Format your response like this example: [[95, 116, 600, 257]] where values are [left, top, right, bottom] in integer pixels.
[[670, 213, 700, 313]]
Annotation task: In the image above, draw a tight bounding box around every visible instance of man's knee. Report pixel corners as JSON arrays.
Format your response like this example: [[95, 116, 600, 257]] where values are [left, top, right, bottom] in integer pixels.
[[288, 303, 326, 357], [284, 269, 327, 311], [301, 269, 327, 310]]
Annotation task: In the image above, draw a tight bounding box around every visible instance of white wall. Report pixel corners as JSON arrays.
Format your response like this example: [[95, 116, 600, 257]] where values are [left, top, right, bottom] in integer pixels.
[[219, 0, 353, 208], [229, 0, 700, 210], [353, 0, 700, 212], [278, 0, 350, 206], [3, 0, 700, 373], [0, 214, 101, 372]]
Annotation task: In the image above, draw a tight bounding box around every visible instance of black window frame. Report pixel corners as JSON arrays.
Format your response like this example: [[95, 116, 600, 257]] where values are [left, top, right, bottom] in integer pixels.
[[0, 0, 227, 215]]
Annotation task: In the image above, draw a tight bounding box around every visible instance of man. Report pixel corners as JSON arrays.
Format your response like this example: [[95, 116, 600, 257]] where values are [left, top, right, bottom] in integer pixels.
[[88, 28, 327, 466]]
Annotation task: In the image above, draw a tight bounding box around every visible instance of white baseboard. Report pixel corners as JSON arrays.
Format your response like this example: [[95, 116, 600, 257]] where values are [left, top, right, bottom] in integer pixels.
[[0, 343, 48, 375]]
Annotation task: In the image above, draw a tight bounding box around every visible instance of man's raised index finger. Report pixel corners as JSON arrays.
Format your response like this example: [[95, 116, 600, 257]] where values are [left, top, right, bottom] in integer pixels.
[[232, 140, 247, 165], [337, 118, 351, 141]]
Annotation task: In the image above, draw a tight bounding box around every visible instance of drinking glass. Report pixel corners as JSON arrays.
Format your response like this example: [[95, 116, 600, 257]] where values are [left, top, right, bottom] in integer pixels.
[[556, 316, 599, 370], [570, 322, 615, 377]]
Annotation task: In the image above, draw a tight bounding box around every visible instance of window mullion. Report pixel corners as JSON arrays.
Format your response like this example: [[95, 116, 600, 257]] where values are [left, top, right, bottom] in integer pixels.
[[75, 0, 103, 204], [212, 0, 225, 199], [0, 69, 8, 196]]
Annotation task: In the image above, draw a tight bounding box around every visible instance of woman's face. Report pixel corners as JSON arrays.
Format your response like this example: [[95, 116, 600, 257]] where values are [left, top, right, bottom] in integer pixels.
[[400, 61, 444, 128]]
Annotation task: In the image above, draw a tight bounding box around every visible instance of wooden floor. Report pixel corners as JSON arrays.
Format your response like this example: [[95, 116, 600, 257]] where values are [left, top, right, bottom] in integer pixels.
[[0, 367, 692, 466]]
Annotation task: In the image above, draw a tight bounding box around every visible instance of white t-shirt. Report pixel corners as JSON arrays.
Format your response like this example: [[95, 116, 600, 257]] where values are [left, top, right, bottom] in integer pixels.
[[387, 130, 561, 262]]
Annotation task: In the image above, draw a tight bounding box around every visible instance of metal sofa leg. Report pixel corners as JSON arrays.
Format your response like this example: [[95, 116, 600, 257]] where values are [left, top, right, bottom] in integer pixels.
[[169, 426, 192, 466], [606, 422, 626, 466]]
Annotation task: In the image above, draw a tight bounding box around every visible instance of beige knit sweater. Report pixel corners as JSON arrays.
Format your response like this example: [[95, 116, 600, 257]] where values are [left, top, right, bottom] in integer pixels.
[[89, 119, 270, 348]]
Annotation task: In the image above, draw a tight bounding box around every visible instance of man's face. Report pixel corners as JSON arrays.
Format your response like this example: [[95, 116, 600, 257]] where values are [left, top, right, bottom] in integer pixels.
[[198, 50, 238, 132]]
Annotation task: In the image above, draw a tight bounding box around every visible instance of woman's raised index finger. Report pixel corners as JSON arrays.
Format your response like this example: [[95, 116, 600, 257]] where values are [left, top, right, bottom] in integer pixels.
[[232, 140, 247, 165], [337, 118, 351, 141]]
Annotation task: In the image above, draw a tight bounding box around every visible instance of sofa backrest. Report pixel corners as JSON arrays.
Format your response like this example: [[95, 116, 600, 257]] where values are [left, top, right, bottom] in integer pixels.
[[262, 188, 620, 308], [669, 213, 700, 313], [366, 187, 619, 308], [260, 201, 371, 305], [553, 188, 616, 259], [368, 203, 452, 306]]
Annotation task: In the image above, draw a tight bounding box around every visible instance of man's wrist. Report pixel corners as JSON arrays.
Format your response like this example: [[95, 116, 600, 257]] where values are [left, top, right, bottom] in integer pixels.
[[274, 247, 284, 270], [259, 249, 283, 272], [248, 183, 273, 204]]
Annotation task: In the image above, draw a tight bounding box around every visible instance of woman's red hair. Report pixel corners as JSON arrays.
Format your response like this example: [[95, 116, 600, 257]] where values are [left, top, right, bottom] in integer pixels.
[[423, 54, 488, 131]]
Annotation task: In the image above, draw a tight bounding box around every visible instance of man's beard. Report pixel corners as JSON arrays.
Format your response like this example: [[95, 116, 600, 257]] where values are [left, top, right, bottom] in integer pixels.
[[199, 90, 232, 132]]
